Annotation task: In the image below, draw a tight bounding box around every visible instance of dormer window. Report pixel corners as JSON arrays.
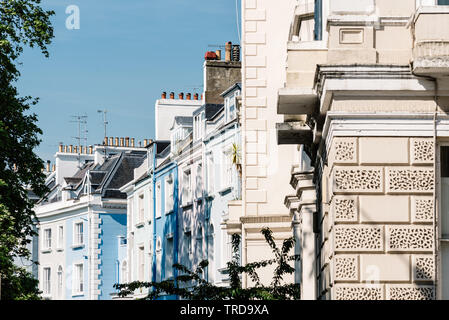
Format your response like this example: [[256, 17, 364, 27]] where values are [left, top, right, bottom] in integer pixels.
[[225, 89, 240, 122], [194, 112, 205, 141]]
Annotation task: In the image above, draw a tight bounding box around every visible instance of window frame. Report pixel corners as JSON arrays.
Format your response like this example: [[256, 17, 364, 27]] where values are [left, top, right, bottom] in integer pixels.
[[72, 262, 84, 296], [73, 221, 84, 247], [182, 168, 192, 205], [165, 174, 174, 214], [57, 225, 64, 250], [42, 266, 51, 296], [155, 181, 162, 218], [42, 227, 52, 251]]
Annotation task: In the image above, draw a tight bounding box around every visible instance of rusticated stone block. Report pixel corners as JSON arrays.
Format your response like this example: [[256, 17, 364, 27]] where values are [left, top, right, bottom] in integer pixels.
[[386, 226, 434, 252], [386, 167, 434, 193], [333, 167, 383, 194], [334, 284, 383, 300], [359, 137, 409, 165], [359, 195, 409, 223], [386, 284, 435, 300], [413, 255, 435, 282], [330, 138, 358, 164], [334, 226, 384, 252], [411, 196, 434, 223], [332, 196, 358, 223], [411, 138, 434, 165], [334, 255, 359, 282]]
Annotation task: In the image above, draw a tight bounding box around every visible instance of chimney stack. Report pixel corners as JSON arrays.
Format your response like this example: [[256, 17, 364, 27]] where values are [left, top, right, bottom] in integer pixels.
[[170, 92, 175, 99], [120, 137, 124, 147], [194, 93, 199, 100], [131, 138, 135, 147], [125, 137, 130, 147], [178, 92, 184, 100], [232, 44, 240, 62], [215, 50, 222, 60], [225, 41, 232, 62], [161, 92, 167, 99], [186, 93, 191, 100]]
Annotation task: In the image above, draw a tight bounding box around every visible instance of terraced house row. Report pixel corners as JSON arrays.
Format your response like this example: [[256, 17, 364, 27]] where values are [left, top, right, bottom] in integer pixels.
[[33, 44, 242, 299], [31, 0, 449, 300]]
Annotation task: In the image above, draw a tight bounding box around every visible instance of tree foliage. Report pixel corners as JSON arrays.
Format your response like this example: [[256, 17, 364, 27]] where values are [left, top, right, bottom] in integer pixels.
[[114, 227, 301, 300], [0, 0, 54, 299]]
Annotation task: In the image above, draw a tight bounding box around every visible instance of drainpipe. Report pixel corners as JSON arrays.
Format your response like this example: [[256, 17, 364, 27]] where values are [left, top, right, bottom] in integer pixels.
[[314, 0, 323, 41], [173, 163, 179, 295], [152, 143, 157, 287]]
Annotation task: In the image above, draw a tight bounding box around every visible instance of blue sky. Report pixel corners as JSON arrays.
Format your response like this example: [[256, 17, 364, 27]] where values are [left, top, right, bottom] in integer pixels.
[[17, 0, 241, 162]]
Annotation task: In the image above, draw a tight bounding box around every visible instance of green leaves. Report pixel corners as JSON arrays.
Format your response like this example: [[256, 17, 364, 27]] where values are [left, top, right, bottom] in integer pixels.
[[114, 227, 301, 300], [0, 0, 54, 300]]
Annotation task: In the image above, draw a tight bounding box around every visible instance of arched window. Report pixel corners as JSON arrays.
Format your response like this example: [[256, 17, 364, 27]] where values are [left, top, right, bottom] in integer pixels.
[[121, 260, 127, 284], [57, 266, 63, 299]]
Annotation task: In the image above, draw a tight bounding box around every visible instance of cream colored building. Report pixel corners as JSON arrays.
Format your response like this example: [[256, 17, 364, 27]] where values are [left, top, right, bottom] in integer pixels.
[[236, 0, 449, 300]]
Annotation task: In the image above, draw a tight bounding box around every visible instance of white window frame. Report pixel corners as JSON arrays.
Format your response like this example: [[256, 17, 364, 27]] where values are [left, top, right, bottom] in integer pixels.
[[138, 245, 145, 281], [57, 266, 63, 298], [221, 146, 233, 190], [156, 181, 162, 218], [57, 225, 64, 250], [72, 262, 84, 296], [121, 260, 128, 284], [165, 174, 174, 214], [42, 266, 51, 296], [42, 228, 52, 251], [138, 193, 145, 224], [73, 221, 84, 247], [206, 153, 215, 194], [182, 168, 192, 205]]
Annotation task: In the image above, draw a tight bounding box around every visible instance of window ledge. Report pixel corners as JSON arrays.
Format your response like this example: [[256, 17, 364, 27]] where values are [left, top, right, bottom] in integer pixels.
[[181, 201, 193, 208], [135, 222, 145, 228], [218, 186, 232, 195], [71, 293, 84, 298], [56, 248, 64, 252], [41, 249, 52, 254], [71, 244, 85, 250], [165, 209, 174, 215]]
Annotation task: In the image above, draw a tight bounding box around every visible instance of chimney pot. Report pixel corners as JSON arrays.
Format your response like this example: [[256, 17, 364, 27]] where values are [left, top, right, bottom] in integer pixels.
[[59, 144, 63, 153], [69, 145, 73, 153], [161, 92, 167, 99], [120, 137, 124, 147], [46, 161, 50, 172], [89, 145, 93, 154], [125, 137, 130, 147], [178, 92, 184, 100], [115, 137, 119, 146], [144, 139, 148, 147], [131, 138, 135, 147], [225, 41, 232, 62], [215, 50, 222, 60], [186, 93, 191, 100], [104, 137, 108, 146], [52, 164, 56, 172], [170, 92, 175, 99], [194, 93, 199, 100], [109, 137, 114, 146], [64, 145, 68, 153], [74, 146, 78, 154], [205, 51, 218, 60], [84, 146, 88, 154]]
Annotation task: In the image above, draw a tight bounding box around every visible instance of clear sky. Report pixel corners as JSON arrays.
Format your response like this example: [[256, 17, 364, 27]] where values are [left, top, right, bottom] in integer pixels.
[[16, 0, 241, 162]]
